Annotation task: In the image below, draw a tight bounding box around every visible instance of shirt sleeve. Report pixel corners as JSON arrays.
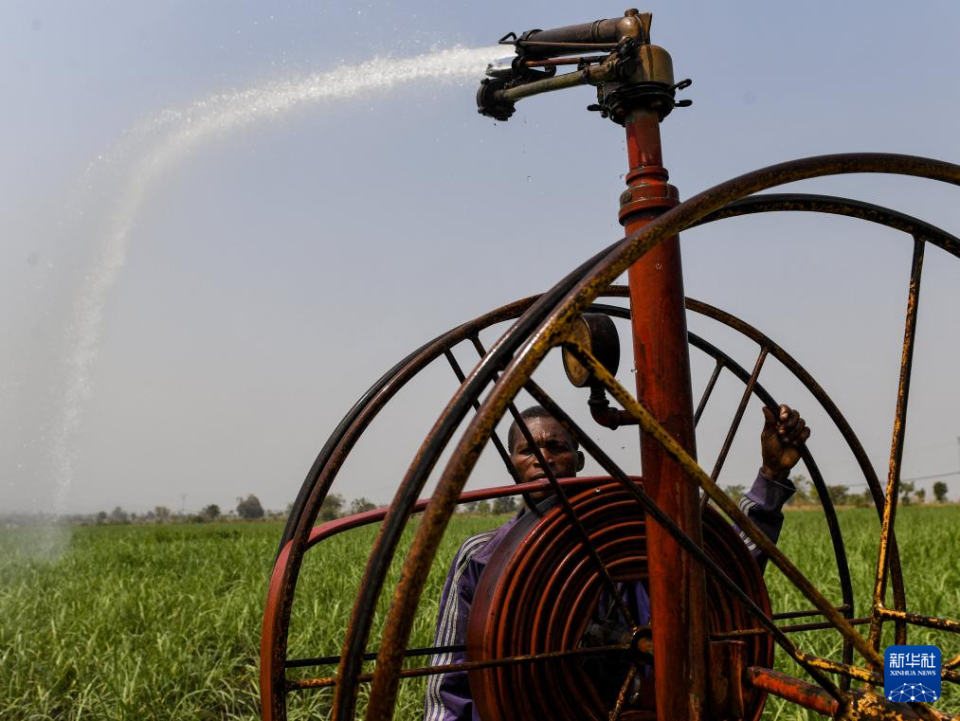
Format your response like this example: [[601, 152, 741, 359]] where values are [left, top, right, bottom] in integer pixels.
[[423, 534, 489, 721], [734, 469, 796, 573]]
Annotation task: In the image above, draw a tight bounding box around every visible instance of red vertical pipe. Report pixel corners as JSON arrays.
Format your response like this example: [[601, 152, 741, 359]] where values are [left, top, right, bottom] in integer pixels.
[[619, 107, 708, 720]]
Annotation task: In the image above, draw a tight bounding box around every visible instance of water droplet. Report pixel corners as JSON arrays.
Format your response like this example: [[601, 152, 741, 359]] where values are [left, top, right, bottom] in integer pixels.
[[525, 175, 532, 182]]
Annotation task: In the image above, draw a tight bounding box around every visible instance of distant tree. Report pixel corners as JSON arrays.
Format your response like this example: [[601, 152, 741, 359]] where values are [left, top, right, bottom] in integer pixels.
[[319, 493, 345, 522], [95, 510, 108, 525], [826, 485, 849, 507], [476, 500, 492, 515], [722, 485, 746, 502], [236, 494, 265, 520], [850, 491, 872, 508], [154, 506, 171, 523], [349, 497, 377, 514], [915, 488, 926, 504], [933, 481, 949, 504], [492, 496, 519, 515], [899, 481, 916, 506], [201, 504, 221, 521], [110, 506, 129, 524], [787, 474, 813, 506]]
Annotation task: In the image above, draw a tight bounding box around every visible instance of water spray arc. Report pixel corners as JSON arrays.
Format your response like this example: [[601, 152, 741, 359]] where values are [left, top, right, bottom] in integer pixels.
[[47, 47, 499, 516], [261, 11, 960, 721]]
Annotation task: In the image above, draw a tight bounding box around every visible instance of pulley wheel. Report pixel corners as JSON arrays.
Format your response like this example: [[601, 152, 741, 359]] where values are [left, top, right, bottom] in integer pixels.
[[467, 481, 773, 721]]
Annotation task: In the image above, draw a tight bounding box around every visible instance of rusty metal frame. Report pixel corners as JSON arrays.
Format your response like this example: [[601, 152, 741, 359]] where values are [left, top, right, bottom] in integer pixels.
[[263, 156, 960, 721], [263, 292, 877, 711], [356, 154, 960, 721]]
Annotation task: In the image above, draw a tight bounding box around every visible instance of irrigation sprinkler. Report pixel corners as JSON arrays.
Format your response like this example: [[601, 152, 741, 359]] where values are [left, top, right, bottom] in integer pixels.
[[260, 11, 960, 720]]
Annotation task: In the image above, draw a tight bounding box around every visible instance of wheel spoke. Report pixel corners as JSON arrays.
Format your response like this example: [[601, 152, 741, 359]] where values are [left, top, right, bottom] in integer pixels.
[[287, 643, 631, 691], [608, 665, 638, 721], [772, 605, 851, 620], [711, 616, 871, 640], [444, 347, 521, 486], [694, 357, 724, 426], [709, 346, 768, 484], [792, 653, 882, 685], [875, 607, 960, 633], [285, 644, 464, 669], [699, 347, 769, 512], [870, 237, 926, 654]]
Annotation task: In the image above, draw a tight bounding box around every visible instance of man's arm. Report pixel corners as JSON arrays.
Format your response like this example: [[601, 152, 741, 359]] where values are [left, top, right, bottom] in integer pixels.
[[424, 532, 492, 721], [735, 404, 809, 572], [736, 470, 796, 572]]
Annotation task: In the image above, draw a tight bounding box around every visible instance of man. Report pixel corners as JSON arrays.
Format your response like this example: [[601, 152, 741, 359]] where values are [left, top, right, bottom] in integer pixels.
[[424, 403, 808, 721]]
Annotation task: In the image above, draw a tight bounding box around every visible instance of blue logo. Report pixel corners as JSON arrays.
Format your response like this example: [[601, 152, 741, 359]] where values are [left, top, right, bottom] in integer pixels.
[[884, 645, 941, 703]]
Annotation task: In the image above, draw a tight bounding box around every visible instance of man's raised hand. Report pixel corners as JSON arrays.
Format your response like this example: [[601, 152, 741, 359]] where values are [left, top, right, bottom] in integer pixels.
[[760, 404, 810, 482]]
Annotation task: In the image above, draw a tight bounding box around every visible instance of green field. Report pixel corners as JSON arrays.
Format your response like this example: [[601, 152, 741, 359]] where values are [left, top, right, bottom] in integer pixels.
[[1, 507, 957, 720]]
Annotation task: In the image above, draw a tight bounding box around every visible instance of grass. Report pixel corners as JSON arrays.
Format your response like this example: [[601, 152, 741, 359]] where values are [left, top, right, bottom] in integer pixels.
[[763, 505, 959, 719], [0, 507, 957, 719]]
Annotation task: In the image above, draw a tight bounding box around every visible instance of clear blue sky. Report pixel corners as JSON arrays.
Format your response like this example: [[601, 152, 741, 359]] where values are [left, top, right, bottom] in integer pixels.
[[2, 1, 959, 515]]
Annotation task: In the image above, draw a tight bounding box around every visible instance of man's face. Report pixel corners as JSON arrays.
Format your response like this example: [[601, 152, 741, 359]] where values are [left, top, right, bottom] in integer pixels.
[[510, 416, 584, 485]]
